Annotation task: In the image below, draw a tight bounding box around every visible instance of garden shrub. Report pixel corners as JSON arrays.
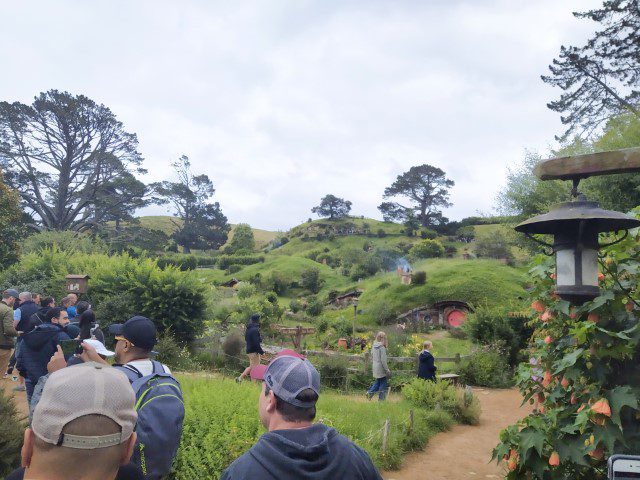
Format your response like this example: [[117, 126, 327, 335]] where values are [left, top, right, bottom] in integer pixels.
[[265, 291, 278, 304], [222, 330, 244, 366], [155, 332, 198, 371], [301, 267, 324, 294], [317, 359, 348, 390], [305, 296, 324, 316], [236, 282, 257, 300], [377, 228, 387, 238], [448, 327, 468, 340], [412, 271, 427, 285], [332, 317, 353, 337], [463, 305, 532, 367], [419, 228, 438, 240], [265, 271, 288, 295], [0, 387, 24, 478], [217, 254, 264, 270], [402, 378, 481, 425], [23, 230, 107, 255], [316, 317, 330, 333], [457, 346, 512, 388], [409, 239, 445, 259], [156, 254, 198, 271], [289, 298, 302, 313], [226, 264, 243, 274], [93, 293, 136, 336]]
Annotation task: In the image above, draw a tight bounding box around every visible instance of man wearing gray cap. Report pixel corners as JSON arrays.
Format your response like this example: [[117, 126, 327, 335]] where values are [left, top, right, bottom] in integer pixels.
[[221, 353, 382, 480], [13, 361, 140, 480]]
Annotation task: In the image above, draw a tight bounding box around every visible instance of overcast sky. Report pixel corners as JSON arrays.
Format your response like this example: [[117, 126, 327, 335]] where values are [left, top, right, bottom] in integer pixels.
[[0, 0, 601, 231]]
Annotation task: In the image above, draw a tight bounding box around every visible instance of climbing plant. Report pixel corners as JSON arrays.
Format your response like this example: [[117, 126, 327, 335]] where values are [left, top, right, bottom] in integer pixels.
[[493, 213, 640, 479]]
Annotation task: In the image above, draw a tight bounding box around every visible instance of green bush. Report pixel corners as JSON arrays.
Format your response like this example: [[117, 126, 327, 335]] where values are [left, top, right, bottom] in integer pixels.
[[419, 229, 438, 240], [409, 239, 445, 259], [23, 230, 107, 255], [301, 267, 324, 294], [156, 254, 198, 271], [289, 298, 302, 313], [217, 254, 265, 270], [305, 296, 324, 316], [265, 271, 289, 295], [222, 330, 244, 366], [332, 317, 353, 337], [457, 346, 512, 388], [317, 359, 348, 390], [236, 282, 257, 300], [412, 271, 427, 285], [316, 317, 330, 333], [0, 387, 24, 478], [155, 332, 198, 371], [377, 228, 387, 238], [463, 305, 532, 367], [402, 378, 480, 425]]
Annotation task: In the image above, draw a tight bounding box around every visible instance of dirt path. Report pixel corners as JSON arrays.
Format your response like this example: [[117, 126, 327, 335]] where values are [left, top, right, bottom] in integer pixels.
[[383, 388, 527, 480]]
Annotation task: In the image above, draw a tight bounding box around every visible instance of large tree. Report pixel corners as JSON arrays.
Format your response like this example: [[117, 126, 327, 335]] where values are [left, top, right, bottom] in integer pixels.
[[0, 170, 22, 267], [154, 155, 229, 253], [311, 194, 352, 219], [0, 90, 146, 230], [541, 0, 640, 140], [228, 223, 255, 252], [378, 164, 454, 227], [93, 171, 153, 230]]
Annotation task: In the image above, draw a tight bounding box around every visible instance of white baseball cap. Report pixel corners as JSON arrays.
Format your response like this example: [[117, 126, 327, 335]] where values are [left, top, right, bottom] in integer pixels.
[[83, 339, 115, 357]]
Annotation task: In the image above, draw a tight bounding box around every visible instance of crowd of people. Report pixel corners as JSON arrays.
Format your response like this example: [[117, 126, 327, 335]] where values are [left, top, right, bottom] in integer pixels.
[[1, 287, 440, 480]]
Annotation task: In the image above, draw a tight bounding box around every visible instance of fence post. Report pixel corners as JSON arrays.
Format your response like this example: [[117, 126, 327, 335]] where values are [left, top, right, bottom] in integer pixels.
[[363, 351, 370, 374], [382, 419, 390, 454], [455, 353, 461, 364], [409, 409, 414, 434]]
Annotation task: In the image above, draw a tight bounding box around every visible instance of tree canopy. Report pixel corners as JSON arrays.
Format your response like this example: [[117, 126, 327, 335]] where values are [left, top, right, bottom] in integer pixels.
[[154, 155, 229, 253], [228, 223, 255, 252], [311, 194, 352, 219], [378, 164, 454, 227], [542, 0, 640, 139], [0, 170, 23, 267], [0, 90, 146, 230]]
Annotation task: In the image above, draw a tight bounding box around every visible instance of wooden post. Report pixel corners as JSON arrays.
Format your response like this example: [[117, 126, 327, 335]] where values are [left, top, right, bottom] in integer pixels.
[[382, 419, 390, 454], [409, 409, 414, 434], [455, 353, 461, 365], [363, 351, 370, 374]]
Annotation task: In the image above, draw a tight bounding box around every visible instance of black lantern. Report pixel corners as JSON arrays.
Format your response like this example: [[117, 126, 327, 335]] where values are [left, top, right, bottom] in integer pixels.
[[515, 196, 640, 304]]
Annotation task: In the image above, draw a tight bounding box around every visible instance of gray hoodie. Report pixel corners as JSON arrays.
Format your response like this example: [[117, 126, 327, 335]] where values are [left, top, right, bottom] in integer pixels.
[[371, 341, 391, 379]]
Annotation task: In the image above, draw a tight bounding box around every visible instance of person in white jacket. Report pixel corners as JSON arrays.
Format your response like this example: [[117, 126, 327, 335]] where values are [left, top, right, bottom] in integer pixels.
[[366, 331, 391, 401]]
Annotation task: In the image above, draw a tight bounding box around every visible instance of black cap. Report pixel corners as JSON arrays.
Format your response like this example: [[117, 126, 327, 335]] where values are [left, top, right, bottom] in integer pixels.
[[108, 316, 157, 351]]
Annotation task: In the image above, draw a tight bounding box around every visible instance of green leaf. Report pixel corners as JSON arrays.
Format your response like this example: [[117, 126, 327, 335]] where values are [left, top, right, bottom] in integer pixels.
[[593, 422, 625, 453], [606, 386, 639, 427], [555, 435, 589, 466], [553, 348, 585, 374], [519, 427, 546, 458], [589, 291, 615, 311]]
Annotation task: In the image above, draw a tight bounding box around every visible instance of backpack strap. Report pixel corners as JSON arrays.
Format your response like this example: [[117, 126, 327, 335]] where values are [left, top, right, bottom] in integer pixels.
[[150, 360, 165, 374], [120, 363, 145, 379]]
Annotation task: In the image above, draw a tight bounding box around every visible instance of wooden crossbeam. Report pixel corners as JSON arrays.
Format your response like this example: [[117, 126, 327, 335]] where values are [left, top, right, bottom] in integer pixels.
[[534, 147, 640, 181]]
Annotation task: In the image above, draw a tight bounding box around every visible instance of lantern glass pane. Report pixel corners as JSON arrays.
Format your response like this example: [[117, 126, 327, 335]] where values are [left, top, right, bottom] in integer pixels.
[[582, 249, 598, 287], [556, 249, 575, 286]]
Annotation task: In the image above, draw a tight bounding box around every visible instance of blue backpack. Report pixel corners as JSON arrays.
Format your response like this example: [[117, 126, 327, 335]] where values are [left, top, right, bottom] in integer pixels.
[[117, 361, 185, 479]]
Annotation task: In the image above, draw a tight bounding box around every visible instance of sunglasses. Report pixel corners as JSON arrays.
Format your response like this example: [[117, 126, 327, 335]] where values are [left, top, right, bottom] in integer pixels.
[[114, 336, 135, 347]]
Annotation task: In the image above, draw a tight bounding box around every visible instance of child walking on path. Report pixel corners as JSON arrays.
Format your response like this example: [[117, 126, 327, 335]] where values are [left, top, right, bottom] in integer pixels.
[[367, 331, 391, 401]]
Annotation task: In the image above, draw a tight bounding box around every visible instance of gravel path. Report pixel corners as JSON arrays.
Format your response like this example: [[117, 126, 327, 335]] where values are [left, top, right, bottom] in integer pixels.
[[383, 388, 527, 480]]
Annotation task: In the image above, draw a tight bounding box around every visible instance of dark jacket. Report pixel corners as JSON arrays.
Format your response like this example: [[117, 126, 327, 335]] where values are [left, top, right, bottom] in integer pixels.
[[418, 350, 437, 380], [28, 307, 51, 332], [245, 323, 264, 354], [16, 323, 71, 383], [0, 301, 18, 349], [16, 301, 39, 333], [220, 423, 382, 480]]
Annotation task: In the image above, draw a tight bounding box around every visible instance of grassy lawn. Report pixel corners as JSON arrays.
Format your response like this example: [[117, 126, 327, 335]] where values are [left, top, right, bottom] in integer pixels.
[[171, 375, 455, 479]]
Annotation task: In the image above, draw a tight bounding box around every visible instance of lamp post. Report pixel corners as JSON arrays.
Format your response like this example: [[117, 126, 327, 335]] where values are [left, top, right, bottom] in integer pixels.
[[353, 298, 359, 343], [515, 148, 640, 305]]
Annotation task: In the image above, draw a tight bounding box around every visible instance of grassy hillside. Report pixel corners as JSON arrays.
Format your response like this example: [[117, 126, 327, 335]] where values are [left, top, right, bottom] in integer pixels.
[[136, 216, 279, 249]]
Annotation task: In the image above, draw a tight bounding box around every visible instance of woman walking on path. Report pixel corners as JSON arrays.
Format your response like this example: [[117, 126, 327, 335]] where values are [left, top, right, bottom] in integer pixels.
[[237, 313, 264, 382], [367, 331, 391, 401], [417, 340, 437, 381]]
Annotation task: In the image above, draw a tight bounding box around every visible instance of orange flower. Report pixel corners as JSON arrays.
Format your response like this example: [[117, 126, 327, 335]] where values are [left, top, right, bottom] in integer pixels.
[[549, 451, 560, 466], [587, 312, 599, 323], [591, 399, 611, 417], [589, 446, 604, 460], [544, 335, 553, 344], [531, 300, 545, 313], [561, 377, 570, 389], [570, 394, 577, 405], [550, 273, 557, 280], [577, 404, 587, 413], [540, 310, 553, 323], [598, 272, 605, 282], [626, 301, 635, 312], [542, 371, 552, 388], [569, 309, 577, 319]]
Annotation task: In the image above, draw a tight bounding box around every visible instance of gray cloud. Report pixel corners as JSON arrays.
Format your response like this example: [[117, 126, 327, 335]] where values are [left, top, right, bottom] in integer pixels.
[[0, 0, 601, 230]]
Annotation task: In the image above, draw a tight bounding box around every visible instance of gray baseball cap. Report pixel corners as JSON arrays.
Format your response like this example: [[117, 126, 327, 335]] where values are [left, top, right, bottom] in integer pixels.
[[32, 362, 137, 449], [253, 354, 321, 408], [3, 289, 19, 299]]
